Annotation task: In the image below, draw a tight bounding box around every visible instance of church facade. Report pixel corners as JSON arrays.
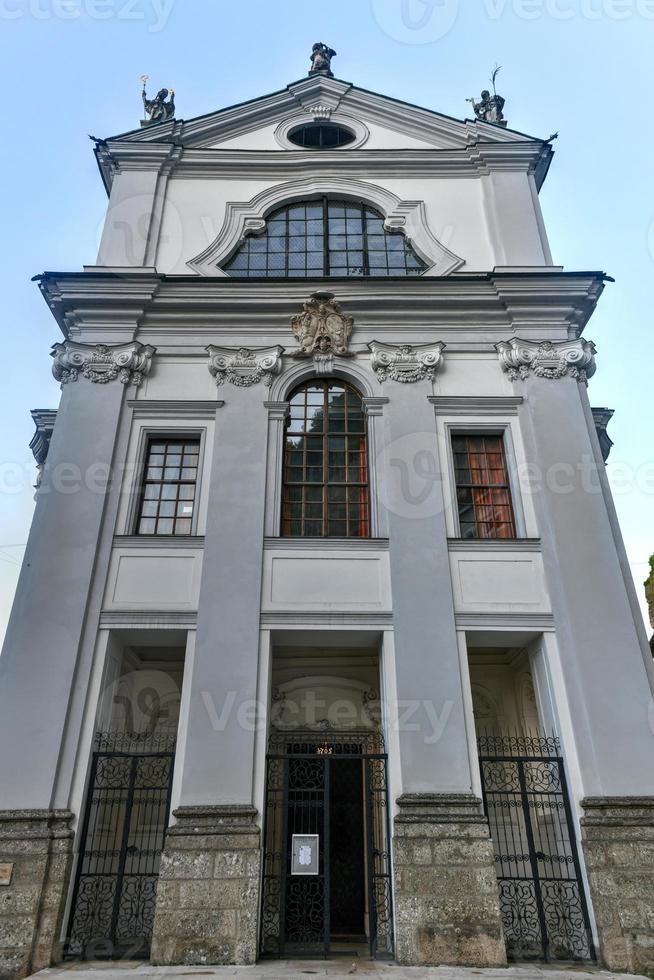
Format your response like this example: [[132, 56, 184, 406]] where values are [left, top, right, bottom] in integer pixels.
[[1, 56, 654, 978]]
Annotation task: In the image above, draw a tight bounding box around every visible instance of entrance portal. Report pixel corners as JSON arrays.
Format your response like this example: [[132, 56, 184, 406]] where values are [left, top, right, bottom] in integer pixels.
[[260, 731, 394, 959]]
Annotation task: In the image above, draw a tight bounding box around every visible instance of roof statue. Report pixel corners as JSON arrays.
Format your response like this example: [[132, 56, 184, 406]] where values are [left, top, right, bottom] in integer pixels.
[[309, 42, 336, 78], [141, 75, 175, 124], [467, 66, 507, 128]]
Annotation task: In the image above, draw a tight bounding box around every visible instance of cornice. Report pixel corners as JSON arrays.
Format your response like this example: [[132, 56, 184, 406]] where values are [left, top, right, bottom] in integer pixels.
[[96, 143, 551, 192], [430, 396, 523, 415], [35, 271, 162, 338], [35, 270, 608, 340]]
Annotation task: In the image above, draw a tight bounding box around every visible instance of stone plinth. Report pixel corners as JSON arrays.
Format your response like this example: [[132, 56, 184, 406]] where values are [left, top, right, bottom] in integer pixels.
[[581, 797, 654, 974], [0, 809, 74, 980], [393, 794, 506, 967], [150, 804, 260, 966]]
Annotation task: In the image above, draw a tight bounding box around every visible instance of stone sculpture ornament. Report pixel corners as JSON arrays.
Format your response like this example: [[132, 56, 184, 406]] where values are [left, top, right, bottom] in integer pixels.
[[51, 341, 155, 387], [291, 291, 354, 357], [309, 42, 336, 77], [141, 76, 175, 123], [206, 345, 284, 387], [369, 341, 445, 383], [467, 66, 507, 128], [496, 338, 597, 384]]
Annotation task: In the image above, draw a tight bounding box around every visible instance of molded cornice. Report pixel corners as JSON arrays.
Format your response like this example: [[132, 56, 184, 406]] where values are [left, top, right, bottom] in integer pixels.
[[36, 270, 608, 342], [95, 142, 552, 195]]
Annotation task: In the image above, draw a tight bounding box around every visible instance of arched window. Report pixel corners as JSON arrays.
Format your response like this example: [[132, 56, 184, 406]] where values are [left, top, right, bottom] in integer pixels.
[[282, 381, 370, 538], [223, 198, 426, 278]]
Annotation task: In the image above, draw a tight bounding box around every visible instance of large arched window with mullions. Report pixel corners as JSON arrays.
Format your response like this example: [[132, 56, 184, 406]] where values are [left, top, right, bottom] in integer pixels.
[[223, 198, 426, 278], [282, 381, 370, 538]]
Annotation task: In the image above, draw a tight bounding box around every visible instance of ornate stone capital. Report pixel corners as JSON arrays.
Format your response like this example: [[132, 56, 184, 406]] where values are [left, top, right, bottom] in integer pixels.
[[206, 345, 284, 387], [51, 340, 155, 387], [496, 338, 596, 383], [290, 291, 354, 358], [369, 341, 445, 383]]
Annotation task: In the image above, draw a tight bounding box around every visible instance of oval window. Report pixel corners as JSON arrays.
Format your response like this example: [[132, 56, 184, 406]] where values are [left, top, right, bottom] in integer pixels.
[[288, 123, 356, 149]]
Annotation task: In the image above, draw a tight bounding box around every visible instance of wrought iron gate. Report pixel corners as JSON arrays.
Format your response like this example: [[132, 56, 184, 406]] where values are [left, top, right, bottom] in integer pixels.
[[478, 733, 594, 962], [66, 731, 176, 958], [260, 731, 394, 958]]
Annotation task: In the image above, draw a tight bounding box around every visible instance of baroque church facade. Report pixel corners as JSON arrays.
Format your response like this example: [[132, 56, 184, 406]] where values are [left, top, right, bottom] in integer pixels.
[[1, 53, 654, 977]]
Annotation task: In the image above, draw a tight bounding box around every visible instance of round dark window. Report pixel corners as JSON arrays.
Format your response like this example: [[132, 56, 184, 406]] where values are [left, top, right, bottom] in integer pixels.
[[288, 123, 356, 149]]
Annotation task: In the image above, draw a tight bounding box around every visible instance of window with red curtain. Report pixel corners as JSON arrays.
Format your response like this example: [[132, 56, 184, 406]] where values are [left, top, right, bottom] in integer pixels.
[[452, 434, 516, 539], [282, 381, 370, 538]]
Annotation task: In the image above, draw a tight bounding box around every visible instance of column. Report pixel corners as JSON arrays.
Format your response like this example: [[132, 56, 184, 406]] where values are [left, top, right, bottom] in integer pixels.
[[379, 380, 505, 966], [151, 369, 274, 966]]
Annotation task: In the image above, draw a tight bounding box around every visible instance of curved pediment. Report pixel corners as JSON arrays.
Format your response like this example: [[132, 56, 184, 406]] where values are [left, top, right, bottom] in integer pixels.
[[186, 176, 465, 278]]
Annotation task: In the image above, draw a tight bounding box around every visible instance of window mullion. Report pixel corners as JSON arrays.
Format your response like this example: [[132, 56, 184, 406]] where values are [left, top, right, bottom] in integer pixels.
[[323, 197, 330, 277]]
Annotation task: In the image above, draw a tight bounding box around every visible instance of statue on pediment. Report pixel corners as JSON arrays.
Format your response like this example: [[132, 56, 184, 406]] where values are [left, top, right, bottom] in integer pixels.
[[141, 76, 175, 123], [291, 292, 353, 357], [467, 66, 507, 128], [309, 42, 336, 77]]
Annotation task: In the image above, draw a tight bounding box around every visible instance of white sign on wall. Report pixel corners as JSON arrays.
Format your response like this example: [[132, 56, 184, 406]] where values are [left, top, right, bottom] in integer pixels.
[[291, 834, 319, 876]]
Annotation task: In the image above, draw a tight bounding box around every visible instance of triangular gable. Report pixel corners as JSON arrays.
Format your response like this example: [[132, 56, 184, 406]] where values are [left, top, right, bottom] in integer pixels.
[[106, 74, 545, 151]]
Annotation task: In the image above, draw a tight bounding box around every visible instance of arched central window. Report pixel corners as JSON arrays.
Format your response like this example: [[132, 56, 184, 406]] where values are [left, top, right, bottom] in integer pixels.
[[282, 381, 370, 538], [223, 198, 426, 278]]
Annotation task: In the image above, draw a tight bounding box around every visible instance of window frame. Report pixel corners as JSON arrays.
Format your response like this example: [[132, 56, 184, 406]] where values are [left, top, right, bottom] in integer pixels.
[[280, 379, 371, 540], [451, 432, 517, 541], [441, 421, 529, 540], [129, 429, 206, 538], [222, 197, 427, 279]]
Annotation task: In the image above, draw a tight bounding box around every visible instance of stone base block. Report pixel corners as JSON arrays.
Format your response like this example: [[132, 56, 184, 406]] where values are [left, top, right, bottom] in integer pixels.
[[582, 796, 654, 975], [0, 809, 74, 980], [393, 793, 507, 967], [150, 804, 260, 966]]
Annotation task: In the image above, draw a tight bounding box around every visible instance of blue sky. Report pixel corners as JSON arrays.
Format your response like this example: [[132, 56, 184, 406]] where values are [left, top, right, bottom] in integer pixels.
[[0, 0, 652, 640]]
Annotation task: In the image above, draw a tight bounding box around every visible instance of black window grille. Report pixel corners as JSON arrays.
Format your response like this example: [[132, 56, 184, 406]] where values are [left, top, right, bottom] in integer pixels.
[[222, 198, 426, 278], [136, 438, 200, 536], [282, 381, 370, 538]]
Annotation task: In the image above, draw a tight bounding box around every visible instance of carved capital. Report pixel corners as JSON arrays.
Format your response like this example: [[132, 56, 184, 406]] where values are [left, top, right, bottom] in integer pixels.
[[206, 345, 284, 387], [369, 341, 445, 383], [496, 338, 596, 384], [51, 341, 155, 387]]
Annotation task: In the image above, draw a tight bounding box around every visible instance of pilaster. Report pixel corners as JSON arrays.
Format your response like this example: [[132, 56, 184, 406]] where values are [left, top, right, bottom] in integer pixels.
[[393, 794, 506, 967], [0, 341, 154, 810]]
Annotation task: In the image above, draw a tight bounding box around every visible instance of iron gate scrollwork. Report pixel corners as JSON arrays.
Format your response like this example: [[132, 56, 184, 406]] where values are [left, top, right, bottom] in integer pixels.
[[478, 733, 595, 962], [66, 731, 176, 958], [260, 730, 394, 959]]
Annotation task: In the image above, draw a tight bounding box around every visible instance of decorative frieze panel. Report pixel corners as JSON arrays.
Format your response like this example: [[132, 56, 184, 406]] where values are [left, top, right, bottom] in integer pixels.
[[369, 341, 445, 383], [51, 341, 155, 387], [496, 338, 596, 383], [206, 345, 284, 387]]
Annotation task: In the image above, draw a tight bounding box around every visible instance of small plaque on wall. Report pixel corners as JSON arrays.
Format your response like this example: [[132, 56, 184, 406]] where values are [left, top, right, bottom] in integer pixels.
[[0, 863, 13, 886], [291, 834, 319, 876]]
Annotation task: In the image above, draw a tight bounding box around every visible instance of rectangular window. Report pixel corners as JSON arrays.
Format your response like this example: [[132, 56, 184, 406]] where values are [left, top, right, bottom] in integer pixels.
[[452, 434, 516, 539], [136, 437, 200, 536]]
